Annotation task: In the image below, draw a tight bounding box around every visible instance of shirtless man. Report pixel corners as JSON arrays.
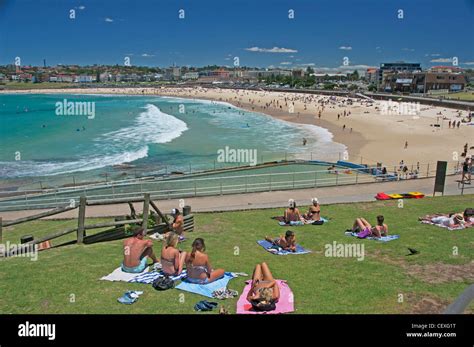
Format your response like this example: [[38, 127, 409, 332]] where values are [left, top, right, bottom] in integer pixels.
[[122, 227, 158, 273]]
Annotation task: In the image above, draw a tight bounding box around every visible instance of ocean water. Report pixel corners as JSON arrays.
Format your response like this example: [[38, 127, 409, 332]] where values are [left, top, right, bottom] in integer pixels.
[[0, 93, 345, 188]]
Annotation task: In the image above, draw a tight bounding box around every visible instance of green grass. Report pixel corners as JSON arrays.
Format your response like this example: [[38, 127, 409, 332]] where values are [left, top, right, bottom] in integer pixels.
[[432, 91, 474, 101], [1, 195, 473, 314], [3, 82, 77, 90]]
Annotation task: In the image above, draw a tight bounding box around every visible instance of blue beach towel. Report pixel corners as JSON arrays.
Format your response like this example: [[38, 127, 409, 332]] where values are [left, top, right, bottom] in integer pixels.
[[257, 240, 311, 255], [346, 232, 400, 242], [129, 270, 187, 284], [175, 272, 236, 298], [278, 217, 329, 226], [279, 221, 304, 226]]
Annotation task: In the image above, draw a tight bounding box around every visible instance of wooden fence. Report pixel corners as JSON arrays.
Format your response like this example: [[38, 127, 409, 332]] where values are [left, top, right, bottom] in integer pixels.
[[0, 193, 194, 257]]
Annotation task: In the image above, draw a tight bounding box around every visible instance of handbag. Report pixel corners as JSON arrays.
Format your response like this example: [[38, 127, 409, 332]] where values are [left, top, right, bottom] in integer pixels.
[[152, 276, 175, 290]]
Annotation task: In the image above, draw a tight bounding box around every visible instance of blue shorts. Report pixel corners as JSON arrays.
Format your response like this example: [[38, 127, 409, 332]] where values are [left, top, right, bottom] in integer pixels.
[[122, 257, 148, 273], [186, 276, 209, 284]]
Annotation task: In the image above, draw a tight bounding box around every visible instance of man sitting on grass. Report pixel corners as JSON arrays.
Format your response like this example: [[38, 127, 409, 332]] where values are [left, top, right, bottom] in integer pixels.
[[122, 227, 159, 273]]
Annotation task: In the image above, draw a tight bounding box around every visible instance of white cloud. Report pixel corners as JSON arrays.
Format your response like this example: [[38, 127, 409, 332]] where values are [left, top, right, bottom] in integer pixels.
[[339, 46, 352, 50], [289, 55, 294, 58], [300, 63, 315, 66], [105, 17, 114, 22], [245, 46, 298, 53], [402, 48, 415, 52], [77, 5, 85, 10], [431, 53, 441, 57], [430, 58, 453, 63], [141, 53, 155, 57], [280, 62, 292, 65], [224, 57, 231, 61], [463, 62, 474, 65]]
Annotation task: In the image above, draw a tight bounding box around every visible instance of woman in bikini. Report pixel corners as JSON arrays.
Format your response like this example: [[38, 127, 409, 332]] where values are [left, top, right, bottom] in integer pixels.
[[284, 201, 302, 223], [247, 262, 280, 311], [160, 232, 186, 276], [352, 215, 388, 238], [304, 197, 321, 221], [265, 230, 297, 252], [184, 238, 225, 284]]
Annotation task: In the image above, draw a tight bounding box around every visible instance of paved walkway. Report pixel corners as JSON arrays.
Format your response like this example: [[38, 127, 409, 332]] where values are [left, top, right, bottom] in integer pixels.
[[0, 175, 469, 221]]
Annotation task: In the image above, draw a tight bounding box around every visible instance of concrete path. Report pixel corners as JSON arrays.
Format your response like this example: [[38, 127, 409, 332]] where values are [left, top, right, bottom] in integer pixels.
[[0, 175, 469, 221]]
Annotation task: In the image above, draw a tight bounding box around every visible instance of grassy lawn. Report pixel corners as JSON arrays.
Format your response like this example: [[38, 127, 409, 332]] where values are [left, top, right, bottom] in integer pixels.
[[3, 82, 77, 90], [0, 195, 473, 314], [432, 91, 474, 101]]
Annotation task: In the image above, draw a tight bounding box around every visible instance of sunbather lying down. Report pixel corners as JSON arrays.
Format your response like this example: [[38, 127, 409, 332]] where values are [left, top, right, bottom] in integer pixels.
[[265, 230, 296, 252], [351, 215, 388, 238], [247, 262, 280, 312], [419, 209, 473, 228]]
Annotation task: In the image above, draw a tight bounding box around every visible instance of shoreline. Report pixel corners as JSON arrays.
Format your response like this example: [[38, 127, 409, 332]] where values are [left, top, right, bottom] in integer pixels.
[[2, 87, 472, 168]]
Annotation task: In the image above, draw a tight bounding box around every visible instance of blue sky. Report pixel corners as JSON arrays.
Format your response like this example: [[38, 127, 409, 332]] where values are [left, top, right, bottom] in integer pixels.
[[0, 0, 473, 71]]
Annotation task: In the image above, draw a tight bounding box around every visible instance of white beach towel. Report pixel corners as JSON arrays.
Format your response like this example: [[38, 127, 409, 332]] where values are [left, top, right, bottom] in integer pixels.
[[100, 266, 150, 282]]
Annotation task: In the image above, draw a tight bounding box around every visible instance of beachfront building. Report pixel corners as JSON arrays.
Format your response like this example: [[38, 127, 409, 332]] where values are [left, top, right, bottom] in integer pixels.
[[182, 72, 199, 80], [49, 74, 75, 83], [377, 62, 422, 90], [417, 71, 466, 94], [365, 68, 379, 84], [311, 73, 347, 83], [380, 69, 466, 94], [292, 69, 305, 78], [99, 72, 113, 82], [77, 75, 96, 83]]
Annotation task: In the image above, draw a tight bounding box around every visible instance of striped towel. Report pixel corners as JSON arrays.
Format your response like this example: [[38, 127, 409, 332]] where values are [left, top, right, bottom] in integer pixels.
[[129, 270, 187, 284]]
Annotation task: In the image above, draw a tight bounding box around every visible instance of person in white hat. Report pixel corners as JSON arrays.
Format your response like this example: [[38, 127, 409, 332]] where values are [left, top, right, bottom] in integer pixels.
[[304, 198, 321, 222]]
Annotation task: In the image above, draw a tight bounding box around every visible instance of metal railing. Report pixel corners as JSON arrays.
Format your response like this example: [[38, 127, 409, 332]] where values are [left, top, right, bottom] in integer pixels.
[[0, 161, 452, 211]]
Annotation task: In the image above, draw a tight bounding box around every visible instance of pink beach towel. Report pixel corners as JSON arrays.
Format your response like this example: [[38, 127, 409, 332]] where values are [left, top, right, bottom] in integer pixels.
[[236, 280, 294, 314]]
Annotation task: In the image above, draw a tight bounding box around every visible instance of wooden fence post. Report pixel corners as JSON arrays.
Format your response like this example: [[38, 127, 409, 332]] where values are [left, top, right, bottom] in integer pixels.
[[142, 193, 150, 231], [0, 217, 3, 244], [77, 196, 86, 244]]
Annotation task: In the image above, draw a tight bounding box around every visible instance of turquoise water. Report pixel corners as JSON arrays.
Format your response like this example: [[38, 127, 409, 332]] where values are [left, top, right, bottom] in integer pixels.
[[0, 93, 345, 188]]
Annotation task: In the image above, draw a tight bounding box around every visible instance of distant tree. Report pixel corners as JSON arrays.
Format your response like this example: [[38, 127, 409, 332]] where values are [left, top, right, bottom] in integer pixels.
[[348, 84, 358, 91], [368, 84, 377, 92], [323, 83, 336, 90]]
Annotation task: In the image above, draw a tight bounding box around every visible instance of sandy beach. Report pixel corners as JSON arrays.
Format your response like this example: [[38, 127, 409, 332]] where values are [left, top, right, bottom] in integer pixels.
[[3, 87, 473, 168]]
